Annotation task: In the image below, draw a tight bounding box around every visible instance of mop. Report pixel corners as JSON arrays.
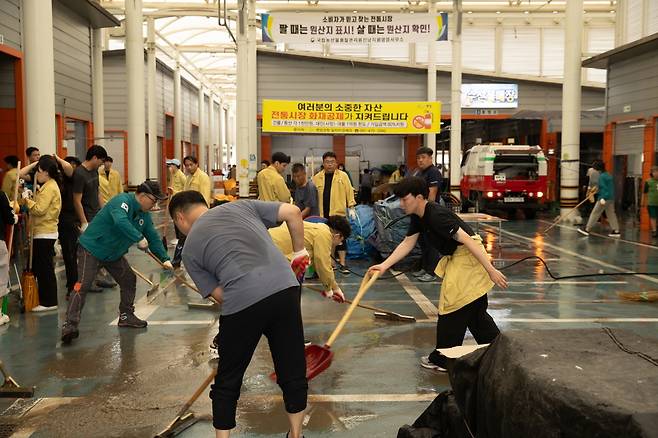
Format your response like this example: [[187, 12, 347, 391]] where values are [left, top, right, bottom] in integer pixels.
[[304, 284, 415, 322], [154, 369, 217, 438], [132, 267, 160, 296], [0, 360, 34, 398], [145, 250, 220, 309]]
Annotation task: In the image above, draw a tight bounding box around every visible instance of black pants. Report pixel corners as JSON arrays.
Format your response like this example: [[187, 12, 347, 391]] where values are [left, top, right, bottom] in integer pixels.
[[172, 226, 185, 267], [32, 238, 57, 307], [58, 222, 79, 291], [211, 286, 307, 430], [419, 232, 441, 274], [359, 186, 372, 204], [64, 247, 137, 329], [428, 294, 499, 367]]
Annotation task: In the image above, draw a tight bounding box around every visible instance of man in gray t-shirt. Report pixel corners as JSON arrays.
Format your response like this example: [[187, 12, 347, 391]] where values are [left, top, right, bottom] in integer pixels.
[[292, 163, 319, 218], [169, 192, 310, 435], [182, 200, 301, 314]]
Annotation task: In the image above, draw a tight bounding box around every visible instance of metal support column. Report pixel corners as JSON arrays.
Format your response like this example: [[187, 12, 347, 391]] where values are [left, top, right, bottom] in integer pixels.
[[24, 0, 57, 154], [559, 0, 584, 223], [126, 0, 147, 184], [426, 0, 437, 156], [236, 0, 255, 197], [92, 28, 105, 147], [218, 98, 226, 171], [247, 0, 258, 180], [449, 0, 463, 199], [198, 85, 206, 171], [173, 56, 182, 160], [146, 18, 158, 179], [208, 91, 215, 173]]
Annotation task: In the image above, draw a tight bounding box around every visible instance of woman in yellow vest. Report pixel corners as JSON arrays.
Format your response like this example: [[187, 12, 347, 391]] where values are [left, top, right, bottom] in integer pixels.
[[22, 156, 63, 312], [390, 164, 407, 183], [99, 156, 124, 203], [183, 155, 212, 206], [167, 158, 186, 195]]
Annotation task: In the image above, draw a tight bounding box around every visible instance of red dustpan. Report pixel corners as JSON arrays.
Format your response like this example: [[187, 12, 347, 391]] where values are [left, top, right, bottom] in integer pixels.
[[271, 271, 380, 382]]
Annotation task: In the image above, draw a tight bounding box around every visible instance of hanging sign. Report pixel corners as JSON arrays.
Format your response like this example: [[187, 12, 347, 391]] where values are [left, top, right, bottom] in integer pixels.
[[461, 84, 519, 109], [262, 100, 441, 134], [262, 12, 448, 45]]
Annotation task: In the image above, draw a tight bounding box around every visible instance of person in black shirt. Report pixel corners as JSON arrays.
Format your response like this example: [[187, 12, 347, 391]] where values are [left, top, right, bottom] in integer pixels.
[[72, 145, 115, 289], [59, 156, 82, 298], [369, 177, 507, 372], [22, 146, 41, 191], [412, 147, 443, 282]]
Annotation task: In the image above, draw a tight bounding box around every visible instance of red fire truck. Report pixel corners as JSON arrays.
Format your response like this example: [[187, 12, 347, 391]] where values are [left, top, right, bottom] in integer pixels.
[[460, 144, 548, 218]]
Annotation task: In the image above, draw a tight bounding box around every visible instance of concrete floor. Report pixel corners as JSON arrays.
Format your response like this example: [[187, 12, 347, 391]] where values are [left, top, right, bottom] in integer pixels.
[[2, 211, 658, 437]]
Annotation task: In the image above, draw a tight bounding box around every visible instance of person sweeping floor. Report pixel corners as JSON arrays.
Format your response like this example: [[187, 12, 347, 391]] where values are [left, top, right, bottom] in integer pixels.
[[61, 180, 173, 344], [369, 176, 508, 372], [269, 215, 351, 303], [168, 191, 310, 438]]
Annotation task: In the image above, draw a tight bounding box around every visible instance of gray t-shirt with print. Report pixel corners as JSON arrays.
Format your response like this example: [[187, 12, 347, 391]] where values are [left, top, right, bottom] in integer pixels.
[[182, 200, 299, 316]]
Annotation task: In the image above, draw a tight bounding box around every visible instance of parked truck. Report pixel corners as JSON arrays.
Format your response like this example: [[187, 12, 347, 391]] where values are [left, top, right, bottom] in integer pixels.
[[460, 144, 548, 218]]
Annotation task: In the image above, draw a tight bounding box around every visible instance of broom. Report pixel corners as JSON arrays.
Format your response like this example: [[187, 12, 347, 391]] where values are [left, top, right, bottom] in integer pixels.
[[2, 162, 21, 316], [21, 186, 38, 312], [617, 291, 658, 302]]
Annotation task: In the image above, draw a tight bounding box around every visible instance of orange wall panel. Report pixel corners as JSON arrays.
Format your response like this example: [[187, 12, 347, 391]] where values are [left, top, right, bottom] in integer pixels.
[[333, 135, 346, 165]]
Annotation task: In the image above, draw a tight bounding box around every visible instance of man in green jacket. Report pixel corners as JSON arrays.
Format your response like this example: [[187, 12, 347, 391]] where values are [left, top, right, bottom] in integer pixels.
[[578, 160, 620, 238], [62, 180, 173, 344]]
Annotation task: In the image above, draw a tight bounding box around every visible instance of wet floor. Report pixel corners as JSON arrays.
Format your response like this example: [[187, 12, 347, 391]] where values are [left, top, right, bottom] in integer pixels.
[[1, 211, 658, 437]]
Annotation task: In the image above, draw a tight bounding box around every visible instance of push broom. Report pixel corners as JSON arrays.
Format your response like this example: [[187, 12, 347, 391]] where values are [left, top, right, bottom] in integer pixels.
[[154, 369, 217, 437], [303, 284, 415, 322], [0, 359, 34, 398], [543, 187, 598, 234]]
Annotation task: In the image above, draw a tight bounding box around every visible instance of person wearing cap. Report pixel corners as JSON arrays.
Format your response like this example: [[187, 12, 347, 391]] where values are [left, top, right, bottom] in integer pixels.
[[99, 156, 124, 203], [183, 156, 212, 206], [167, 158, 186, 195], [61, 180, 173, 344], [257, 152, 292, 203]]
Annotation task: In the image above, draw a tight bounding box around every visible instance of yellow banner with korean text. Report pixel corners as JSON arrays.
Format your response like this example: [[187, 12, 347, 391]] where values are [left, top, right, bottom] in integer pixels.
[[262, 100, 441, 134]]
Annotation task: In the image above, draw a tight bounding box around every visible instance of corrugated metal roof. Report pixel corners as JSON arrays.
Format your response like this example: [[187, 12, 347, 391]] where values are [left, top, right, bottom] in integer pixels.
[[582, 32, 658, 70]]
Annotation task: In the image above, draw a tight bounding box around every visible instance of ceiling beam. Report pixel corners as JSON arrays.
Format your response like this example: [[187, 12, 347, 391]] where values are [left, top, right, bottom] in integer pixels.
[[199, 68, 237, 75], [100, 1, 616, 15], [174, 44, 236, 53]]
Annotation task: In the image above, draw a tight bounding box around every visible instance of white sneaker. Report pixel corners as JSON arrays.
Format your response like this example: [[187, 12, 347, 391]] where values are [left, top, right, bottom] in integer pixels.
[[419, 356, 447, 372], [608, 231, 621, 238], [31, 305, 58, 313], [0, 313, 9, 326]]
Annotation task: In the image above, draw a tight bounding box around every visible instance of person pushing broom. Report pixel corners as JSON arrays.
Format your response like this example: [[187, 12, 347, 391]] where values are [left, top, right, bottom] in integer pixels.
[[61, 180, 173, 344], [369, 176, 508, 372], [168, 191, 310, 438]]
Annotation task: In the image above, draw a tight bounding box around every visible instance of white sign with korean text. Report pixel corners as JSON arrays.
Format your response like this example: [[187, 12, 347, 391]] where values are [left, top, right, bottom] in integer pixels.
[[461, 84, 519, 109], [262, 12, 448, 45]]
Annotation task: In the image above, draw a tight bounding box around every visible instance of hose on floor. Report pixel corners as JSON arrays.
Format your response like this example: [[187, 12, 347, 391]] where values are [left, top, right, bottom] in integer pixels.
[[332, 254, 658, 281], [339, 211, 658, 280], [497, 255, 658, 280]]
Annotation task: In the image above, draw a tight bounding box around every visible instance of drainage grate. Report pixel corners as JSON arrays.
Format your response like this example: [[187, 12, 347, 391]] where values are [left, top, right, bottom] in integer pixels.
[[0, 423, 17, 438]]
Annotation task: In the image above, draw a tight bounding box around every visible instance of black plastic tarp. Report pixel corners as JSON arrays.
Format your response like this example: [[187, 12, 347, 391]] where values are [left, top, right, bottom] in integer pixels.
[[399, 329, 658, 438]]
